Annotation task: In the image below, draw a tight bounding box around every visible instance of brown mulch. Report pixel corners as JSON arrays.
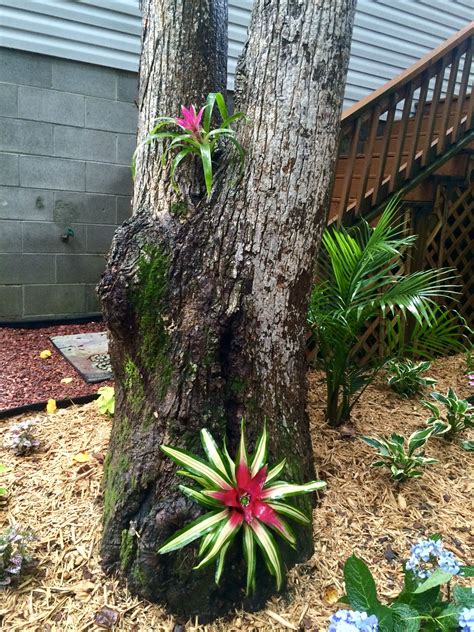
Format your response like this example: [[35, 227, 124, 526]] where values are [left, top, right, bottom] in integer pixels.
[[0, 322, 112, 412], [0, 353, 472, 630]]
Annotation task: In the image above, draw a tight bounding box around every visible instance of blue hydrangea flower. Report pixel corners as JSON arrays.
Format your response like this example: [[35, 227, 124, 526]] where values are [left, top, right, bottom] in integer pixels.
[[328, 609, 378, 631], [459, 607, 474, 632], [405, 538, 460, 579]]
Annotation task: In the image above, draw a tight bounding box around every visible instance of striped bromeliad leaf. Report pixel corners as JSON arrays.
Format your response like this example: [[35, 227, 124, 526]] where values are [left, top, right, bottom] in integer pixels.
[[158, 422, 326, 593]]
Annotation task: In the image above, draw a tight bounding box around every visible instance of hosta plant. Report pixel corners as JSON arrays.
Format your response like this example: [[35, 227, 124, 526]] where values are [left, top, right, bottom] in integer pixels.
[[133, 92, 246, 196], [360, 428, 436, 482], [385, 359, 436, 398], [335, 537, 474, 631], [0, 525, 35, 587], [422, 388, 474, 441], [3, 419, 40, 456], [97, 385, 115, 416], [158, 423, 325, 593]]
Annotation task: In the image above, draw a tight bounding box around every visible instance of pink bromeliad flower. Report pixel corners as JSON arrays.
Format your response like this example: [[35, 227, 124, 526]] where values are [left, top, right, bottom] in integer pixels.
[[175, 104, 204, 134], [158, 423, 325, 592]]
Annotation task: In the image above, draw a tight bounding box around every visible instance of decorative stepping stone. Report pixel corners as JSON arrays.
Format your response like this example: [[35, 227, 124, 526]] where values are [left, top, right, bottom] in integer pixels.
[[49, 332, 113, 383]]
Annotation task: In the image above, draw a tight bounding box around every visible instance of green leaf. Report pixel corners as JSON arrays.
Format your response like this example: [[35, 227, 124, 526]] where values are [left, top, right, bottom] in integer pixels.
[[158, 509, 228, 554], [261, 480, 326, 500], [461, 440, 474, 451], [236, 419, 248, 469], [178, 485, 222, 509], [160, 444, 231, 489], [343, 554, 380, 611], [199, 142, 213, 196], [266, 501, 310, 524], [0, 463, 8, 474], [200, 429, 232, 482], [453, 585, 474, 608], [243, 523, 256, 594], [194, 514, 243, 569], [0, 487, 8, 496], [250, 520, 284, 590], [459, 565, 474, 577], [390, 603, 421, 632], [407, 427, 433, 456], [413, 568, 453, 593], [266, 458, 286, 483], [360, 436, 391, 456], [250, 423, 267, 476], [214, 540, 231, 585]]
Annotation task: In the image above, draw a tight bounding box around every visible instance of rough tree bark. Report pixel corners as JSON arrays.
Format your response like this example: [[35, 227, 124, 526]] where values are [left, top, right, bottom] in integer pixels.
[[98, 0, 355, 619]]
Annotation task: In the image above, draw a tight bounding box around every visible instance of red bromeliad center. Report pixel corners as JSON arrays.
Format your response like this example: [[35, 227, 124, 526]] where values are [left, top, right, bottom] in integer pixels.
[[175, 104, 204, 135], [209, 463, 282, 530]]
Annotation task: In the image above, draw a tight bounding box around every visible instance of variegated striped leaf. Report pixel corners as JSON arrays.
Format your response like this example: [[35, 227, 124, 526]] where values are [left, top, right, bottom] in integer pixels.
[[194, 512, 243, 570], [161, 445, 232, 489], [158, 509, 228, 554], [250, 520, 284, 590], [222, 440, 236, 482], [215, 540, 231, 585], [265, 458, 286, 484], [243, 522, 256, 594], [250, 423, 268, 476], [178, 485, 223, 508], [261, 480, 326, 500], [176, 469, 210, 488], [267, 515, 297, 548], [198, 530, 217, 557], [235, 418, 248, 468], [200, 429, 232, 484], [267, 500, 310, 524]]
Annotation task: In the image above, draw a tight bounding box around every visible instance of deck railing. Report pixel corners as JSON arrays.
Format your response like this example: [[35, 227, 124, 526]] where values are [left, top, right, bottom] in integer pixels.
[[331, 22, 474, 224]]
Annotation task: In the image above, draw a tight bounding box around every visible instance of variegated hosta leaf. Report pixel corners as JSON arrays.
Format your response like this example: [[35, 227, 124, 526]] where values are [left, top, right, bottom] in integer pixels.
[[250, 423, 267, 476], [158, 509, 228, 554], [243, 523, 256, 595], [250, 520, 284, 590], [267, 500, 310, 524], [160, 445, 232, 490], [261, 481, 326, 500]]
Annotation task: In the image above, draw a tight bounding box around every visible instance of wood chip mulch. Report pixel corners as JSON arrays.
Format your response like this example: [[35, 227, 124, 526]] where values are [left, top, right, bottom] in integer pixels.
[[0, 322, 111, 412], [0, 353, 472, 630]]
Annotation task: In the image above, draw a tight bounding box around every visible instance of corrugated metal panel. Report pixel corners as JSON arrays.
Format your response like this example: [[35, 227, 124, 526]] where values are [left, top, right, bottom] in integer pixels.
[[0, 0, 472, 101]]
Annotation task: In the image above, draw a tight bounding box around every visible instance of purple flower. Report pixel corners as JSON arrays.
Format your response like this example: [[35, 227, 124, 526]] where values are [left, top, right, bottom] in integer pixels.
[[459, 607, 474, 632], [405, 538, 460, 579], [329, 609, 378, 631]]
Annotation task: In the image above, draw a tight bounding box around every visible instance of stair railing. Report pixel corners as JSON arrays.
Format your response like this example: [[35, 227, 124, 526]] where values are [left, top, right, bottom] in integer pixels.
[[332, 21, 473, 225]]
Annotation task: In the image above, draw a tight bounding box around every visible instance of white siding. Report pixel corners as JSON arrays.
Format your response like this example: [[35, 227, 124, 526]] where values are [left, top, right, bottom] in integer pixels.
[[0, 0, 472, 103]]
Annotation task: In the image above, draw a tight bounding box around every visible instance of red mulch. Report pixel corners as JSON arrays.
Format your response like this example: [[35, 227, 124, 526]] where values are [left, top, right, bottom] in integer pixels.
[[0, 321, 113, 412]]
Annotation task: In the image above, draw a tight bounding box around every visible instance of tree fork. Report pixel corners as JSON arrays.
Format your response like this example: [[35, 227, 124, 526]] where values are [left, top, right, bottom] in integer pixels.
[[99, 0, 355, 618]]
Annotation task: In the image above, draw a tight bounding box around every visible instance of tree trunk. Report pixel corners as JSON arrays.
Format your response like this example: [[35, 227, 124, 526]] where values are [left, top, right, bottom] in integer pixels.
[[98, 0, 355, 619]]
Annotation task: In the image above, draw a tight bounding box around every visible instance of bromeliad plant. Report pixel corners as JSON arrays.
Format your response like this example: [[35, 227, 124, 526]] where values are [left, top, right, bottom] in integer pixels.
[[133, 92, 246, 196], [307, 200, 461, 427], [422, 388, 474, 441], [333, 537, 474, 631], [360, 427, 437, 482], [158, 423, 325, 593], [385, 359, 436, 398]]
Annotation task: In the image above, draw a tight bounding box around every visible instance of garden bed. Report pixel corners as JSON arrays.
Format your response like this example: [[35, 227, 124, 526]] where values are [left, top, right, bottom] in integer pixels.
[[0, 322, 112, 412], [0, 354, 472, 630]]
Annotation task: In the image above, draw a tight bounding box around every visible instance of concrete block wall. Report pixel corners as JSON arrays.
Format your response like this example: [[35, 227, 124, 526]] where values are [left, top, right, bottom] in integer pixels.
[[0, 48, 138, 321]]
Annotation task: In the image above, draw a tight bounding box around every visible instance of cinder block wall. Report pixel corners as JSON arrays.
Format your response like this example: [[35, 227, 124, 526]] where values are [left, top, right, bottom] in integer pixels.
[[0, 48, 138, 321]]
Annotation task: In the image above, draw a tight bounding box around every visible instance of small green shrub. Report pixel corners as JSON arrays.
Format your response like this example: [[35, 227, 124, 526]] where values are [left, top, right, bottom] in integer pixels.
[[423, 388, 474, 441], [385, 359, 436, 397], [360, 427, 436, 482], [0, 525, 35, 588], [97, 386, 115, 416], [333, 537, 474, 631]]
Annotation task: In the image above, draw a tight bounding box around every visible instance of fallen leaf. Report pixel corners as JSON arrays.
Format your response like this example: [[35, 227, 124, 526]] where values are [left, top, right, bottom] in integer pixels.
[[384, 543, 398, 562], [73, 452, 91, 463], [94, 606, 119, 628], [39, 349, 52, 359], [266, 610, 297, 630], [339, 424, 356, 439], [323, 585, 340, 604], [72, 580, 95, 596], [46, 399, 57, 414], [397, 493, 407, 510], [60, 377, 73, 384]]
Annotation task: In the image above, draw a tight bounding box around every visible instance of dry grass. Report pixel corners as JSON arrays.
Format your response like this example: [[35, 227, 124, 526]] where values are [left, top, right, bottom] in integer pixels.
[[0, 354, 472, 631]]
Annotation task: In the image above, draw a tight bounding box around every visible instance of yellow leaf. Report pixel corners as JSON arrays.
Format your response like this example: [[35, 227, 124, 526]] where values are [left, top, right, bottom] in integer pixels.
[[323, 585, 340, 604], [40, 350, 52, 359], [46, 399, 57, 414], [73, 452, 91, 463], [60, 377, 73, 384]]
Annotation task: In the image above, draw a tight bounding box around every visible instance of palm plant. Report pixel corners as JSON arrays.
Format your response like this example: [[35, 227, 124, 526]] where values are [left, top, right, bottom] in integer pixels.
[[308, 200, 462, 427]]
